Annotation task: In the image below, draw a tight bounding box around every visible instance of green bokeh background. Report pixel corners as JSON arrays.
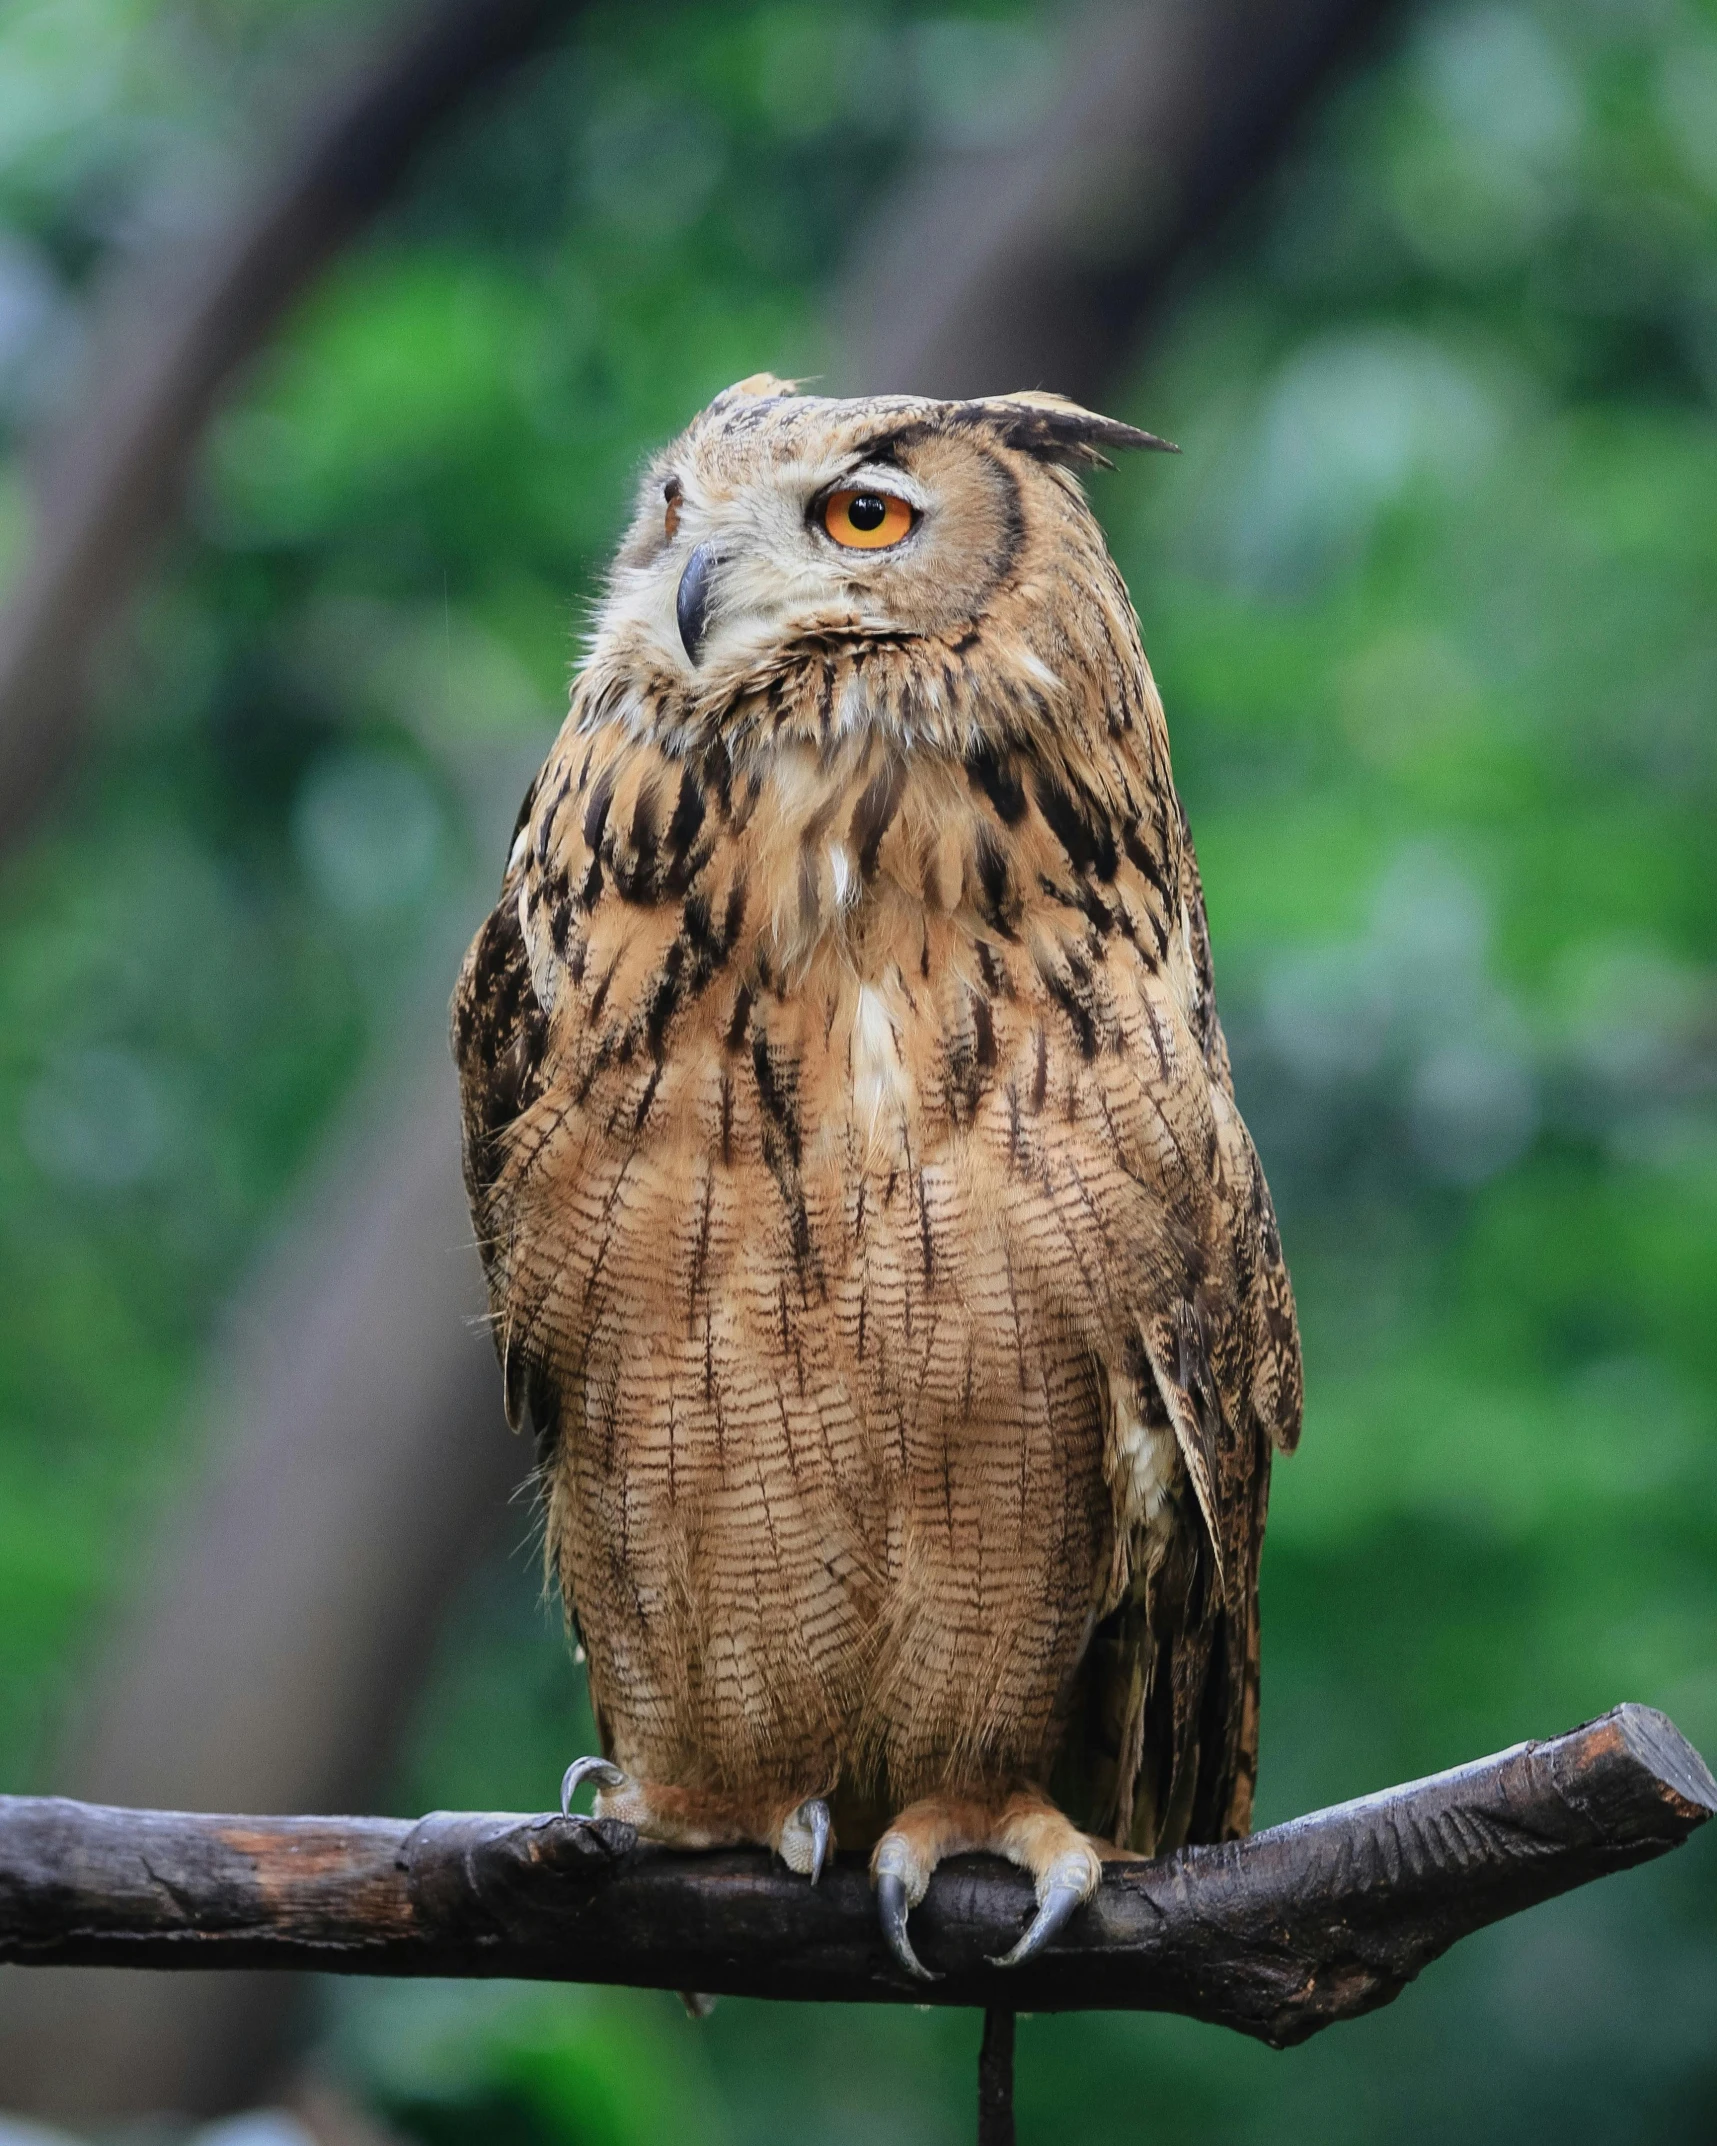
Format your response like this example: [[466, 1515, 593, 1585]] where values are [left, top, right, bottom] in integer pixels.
[[1, 0, 1714, 2138]]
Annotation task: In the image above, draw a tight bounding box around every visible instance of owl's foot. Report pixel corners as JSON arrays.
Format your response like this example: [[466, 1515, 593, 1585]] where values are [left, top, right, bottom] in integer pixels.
[[870, 1789, 1103, 1981], [558, 1759, 832, 1879]]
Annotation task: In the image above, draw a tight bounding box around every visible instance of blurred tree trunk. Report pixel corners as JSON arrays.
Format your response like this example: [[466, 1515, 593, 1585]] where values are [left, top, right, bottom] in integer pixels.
[[835, 0, 1391, 399], [0, 1029, 517, 2115], [0, 0, 578, 853], [0, 0, 1400, 2117], [0, 0, 588, 2115]]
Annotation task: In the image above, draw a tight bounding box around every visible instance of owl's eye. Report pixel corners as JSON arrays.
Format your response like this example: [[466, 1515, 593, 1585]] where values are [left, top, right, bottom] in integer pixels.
[[822, 488, 915, 550]]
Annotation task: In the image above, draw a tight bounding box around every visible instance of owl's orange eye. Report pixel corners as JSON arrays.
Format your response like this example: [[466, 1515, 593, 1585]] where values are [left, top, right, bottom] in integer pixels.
[[822, 488, 915, 550]]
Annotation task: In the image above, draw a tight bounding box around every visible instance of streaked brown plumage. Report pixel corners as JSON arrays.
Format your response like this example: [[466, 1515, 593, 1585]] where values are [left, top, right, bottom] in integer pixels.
[[452, 375, 1300, 1967]]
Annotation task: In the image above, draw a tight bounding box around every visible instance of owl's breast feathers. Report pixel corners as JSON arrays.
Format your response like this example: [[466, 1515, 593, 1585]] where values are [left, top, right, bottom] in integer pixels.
[[453, 623, 1300, 1851]]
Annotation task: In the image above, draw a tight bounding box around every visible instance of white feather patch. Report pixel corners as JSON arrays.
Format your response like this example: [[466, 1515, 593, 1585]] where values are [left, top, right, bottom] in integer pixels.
[[1017, 645, 1062, 696], [1110, 1405, 1180, 1533], [852, 983, 909, 1139]]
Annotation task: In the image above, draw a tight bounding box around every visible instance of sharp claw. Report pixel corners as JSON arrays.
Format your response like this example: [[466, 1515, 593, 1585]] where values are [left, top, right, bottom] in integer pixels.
[[559, 1755, 626, 1816], [876, 1869, 942, 1982], [804, 1797, 831, 1884], [776, 1796, 833, 1880], [988, 1876, 1086, 1968]]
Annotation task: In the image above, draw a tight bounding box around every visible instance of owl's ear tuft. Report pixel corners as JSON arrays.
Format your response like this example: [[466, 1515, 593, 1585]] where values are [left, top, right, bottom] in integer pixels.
[[976, 391, 1178, 469], [706, 372, 802, 415]]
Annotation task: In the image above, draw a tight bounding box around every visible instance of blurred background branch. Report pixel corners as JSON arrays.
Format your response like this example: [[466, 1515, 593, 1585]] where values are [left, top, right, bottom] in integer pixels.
[[0, 0, 581, 856], [835, 0, 1391, 397]]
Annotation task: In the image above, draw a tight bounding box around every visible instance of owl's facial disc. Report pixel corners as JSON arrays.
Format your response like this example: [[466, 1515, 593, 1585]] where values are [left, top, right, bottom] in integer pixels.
[[669, 463, 923, 667], [598, 398, 1032, 681]]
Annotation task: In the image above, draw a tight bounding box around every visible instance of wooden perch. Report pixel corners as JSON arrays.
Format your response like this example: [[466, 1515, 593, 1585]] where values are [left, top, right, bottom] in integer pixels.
[[2, 1706, 1710, 2047]]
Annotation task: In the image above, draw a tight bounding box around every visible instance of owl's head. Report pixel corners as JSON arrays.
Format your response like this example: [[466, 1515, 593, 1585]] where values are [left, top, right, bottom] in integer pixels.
[[593, 375, 1172, 694]]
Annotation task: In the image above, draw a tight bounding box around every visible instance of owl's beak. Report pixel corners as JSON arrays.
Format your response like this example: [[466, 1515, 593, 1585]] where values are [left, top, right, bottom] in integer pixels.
[[676, 541, 719, 664]]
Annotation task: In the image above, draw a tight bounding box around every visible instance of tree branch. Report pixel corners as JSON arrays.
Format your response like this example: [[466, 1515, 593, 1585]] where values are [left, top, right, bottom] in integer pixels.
[[2, 1707, 1709, 2047]]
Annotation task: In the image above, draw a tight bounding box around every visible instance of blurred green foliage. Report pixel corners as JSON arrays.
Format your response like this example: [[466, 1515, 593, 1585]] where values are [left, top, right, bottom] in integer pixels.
[[1, 0, 1715, 2140]]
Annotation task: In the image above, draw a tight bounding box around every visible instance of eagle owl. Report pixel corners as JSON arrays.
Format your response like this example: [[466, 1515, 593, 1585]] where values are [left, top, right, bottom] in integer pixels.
[[453, 375, 1301, 1976]]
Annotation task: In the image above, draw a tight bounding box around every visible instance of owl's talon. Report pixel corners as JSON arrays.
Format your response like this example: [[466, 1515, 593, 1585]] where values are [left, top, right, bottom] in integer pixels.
[[806, 1799, 830, 1883], [778, 1795, 832, 1883], [876, 1868, 941, 1981], [987, 1877, 1082, 1966], [559, 1754, 627, 1817], [987, 1850, 1096, 1967]]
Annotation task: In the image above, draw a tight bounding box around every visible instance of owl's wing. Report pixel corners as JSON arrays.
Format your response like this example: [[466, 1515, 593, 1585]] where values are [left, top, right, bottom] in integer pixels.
[[954, 741, 1300, 1858], [1076, 920, 1300, 1859], [1102, 806, 1299, 1856], [450, 772, 560, 1443], [1177, 800, 1303, 1473]]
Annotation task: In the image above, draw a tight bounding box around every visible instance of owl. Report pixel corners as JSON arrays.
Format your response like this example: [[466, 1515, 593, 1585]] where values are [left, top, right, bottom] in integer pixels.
[[452, 375, 1301, 1977]]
